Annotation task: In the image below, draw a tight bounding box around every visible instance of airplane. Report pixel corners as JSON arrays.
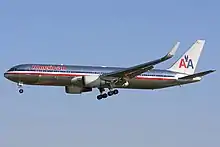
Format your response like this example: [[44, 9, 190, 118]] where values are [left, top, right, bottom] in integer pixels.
[[4, 40, 215, 100]]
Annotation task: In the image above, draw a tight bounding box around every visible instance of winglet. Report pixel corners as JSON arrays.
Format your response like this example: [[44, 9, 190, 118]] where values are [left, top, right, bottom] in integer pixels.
[[166, 41, 180, 58]]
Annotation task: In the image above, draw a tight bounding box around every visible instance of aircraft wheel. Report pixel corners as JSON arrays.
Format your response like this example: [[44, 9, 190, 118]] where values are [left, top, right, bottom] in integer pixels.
[[113, 89, 119, 95], [108, 91, 114, 96], [19, 89, 24, 93], [97, 93, 108, 100], [97, 95, 102, 100], [102, 93, 108, 98]]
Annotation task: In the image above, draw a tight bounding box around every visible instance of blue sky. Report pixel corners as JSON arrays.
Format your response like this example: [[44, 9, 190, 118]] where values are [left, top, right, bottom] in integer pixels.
[[0, 0, 219, 146]]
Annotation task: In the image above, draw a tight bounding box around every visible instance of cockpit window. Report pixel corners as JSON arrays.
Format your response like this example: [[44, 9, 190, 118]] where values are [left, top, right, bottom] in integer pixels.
[[8, 67, 17, 71]]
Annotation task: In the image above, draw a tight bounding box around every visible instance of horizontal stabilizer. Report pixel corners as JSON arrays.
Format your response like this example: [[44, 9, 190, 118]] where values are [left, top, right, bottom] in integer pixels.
[[179, 70, 216, 79]]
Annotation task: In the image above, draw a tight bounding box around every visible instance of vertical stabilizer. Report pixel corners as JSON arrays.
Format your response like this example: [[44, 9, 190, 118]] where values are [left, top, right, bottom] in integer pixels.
[[168, 40, 205, 75]]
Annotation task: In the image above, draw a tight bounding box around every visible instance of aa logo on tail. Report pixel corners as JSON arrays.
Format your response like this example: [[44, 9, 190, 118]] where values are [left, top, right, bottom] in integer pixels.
[[179, 55, 194, 69]]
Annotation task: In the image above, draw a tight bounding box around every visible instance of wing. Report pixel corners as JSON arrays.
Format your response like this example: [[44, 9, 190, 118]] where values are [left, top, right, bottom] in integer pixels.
[[100, 42, 180, 81]]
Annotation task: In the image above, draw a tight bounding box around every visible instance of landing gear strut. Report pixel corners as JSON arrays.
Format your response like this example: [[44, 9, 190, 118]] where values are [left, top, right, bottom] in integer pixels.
[[96, 88, 119, 100], [97, 88, 106, 100]]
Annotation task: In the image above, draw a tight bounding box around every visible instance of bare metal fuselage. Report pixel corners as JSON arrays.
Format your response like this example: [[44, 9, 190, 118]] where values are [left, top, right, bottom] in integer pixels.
[[4, 64, 200, 90]]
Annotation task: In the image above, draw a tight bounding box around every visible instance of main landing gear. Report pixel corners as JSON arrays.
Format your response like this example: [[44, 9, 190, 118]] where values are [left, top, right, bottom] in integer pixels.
[[97, 88, 119, 100], [17, 82, 24, 94]]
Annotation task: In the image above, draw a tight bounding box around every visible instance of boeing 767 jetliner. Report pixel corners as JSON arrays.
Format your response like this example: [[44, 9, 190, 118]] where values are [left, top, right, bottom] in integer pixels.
[[4, 40, 215, 100]]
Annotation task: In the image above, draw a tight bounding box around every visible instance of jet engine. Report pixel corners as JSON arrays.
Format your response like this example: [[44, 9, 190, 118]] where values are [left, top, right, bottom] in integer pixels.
[[82, 75, 107, 88], [71, 76, 83, 86], [65, 85, 92, 94], [71, 75, 108, 88]]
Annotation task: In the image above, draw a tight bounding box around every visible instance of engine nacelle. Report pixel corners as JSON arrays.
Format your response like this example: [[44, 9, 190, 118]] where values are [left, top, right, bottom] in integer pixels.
[[65, 85, 92, 94], [71, 76, 83, 86], [83, 75, 106, 88]]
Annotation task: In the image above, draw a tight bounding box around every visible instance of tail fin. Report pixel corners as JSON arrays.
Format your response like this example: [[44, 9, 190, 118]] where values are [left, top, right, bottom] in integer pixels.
[[168, 40, 205, 75]]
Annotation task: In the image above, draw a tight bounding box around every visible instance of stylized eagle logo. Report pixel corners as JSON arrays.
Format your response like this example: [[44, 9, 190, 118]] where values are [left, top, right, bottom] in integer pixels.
[[179, 55, 194, 69]]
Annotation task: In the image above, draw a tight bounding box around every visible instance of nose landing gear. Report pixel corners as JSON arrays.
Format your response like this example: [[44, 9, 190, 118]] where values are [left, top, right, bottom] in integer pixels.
[[19, 89, 24, 93], [17, 82, 24, 94]]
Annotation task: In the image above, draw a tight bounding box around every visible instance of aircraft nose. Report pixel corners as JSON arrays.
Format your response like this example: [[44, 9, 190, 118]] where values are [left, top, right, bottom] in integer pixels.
[[4, 72, 9, 79]]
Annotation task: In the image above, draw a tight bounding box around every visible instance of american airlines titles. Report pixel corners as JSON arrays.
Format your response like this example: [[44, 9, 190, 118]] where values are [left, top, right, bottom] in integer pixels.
[[32, 65, 67, 71]]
